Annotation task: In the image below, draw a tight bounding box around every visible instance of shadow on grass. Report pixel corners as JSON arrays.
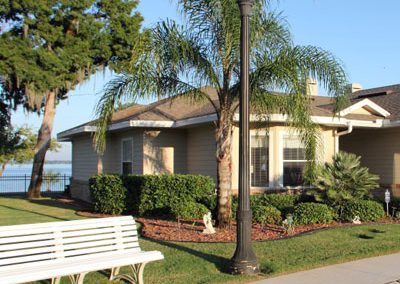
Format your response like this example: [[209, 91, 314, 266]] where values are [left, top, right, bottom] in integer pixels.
[[0, 204, 70, 221], [0, 196, 90, 221], [145, 237, 274, 276], [28, 198, 89, 211], [146, 238, 232, 274], [369, 229, 386, 234], [357, 234, 374, 239]]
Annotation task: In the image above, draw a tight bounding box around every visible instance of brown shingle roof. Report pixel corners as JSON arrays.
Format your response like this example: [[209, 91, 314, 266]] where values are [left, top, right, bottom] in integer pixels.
[[78, 85, 396, 130], [349, 84, 400, 121]]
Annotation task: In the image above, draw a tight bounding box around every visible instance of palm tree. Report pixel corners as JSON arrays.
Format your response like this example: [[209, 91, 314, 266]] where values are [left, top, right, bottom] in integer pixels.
[[94, 0, 347, 228]]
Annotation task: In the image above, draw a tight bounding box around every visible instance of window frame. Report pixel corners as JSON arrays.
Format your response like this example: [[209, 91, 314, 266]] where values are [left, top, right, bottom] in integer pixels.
[[121, 138, 133, 175], [249, 131, 271, 188], [249, 130, 271, 190], [280, 132, 307, 187]]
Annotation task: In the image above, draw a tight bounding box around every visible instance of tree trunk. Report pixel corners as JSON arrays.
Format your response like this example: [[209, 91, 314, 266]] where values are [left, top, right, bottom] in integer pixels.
[[97, 155, 103, 174], [0, 163, 6, 177], [27, 91, 57, 199], [215, 111, 234, 228]]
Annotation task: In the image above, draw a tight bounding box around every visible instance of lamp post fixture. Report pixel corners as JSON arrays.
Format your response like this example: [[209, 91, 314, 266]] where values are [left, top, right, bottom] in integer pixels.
[[230, 0, 259, 275]]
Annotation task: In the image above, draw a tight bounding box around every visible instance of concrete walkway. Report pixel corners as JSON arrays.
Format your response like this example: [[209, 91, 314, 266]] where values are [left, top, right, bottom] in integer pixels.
[[252, 253, 400, 284]]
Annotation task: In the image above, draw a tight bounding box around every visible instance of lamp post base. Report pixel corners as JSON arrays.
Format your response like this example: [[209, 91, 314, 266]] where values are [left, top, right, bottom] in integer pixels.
[[230, 259, 260, 275]]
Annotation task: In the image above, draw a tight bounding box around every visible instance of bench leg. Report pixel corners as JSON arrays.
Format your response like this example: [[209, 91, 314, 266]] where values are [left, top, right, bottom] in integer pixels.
[[51, 277, 61, 284], [109, 267, 121, 280], [109, 263, 147, 284], [68, 272, 87, 284]]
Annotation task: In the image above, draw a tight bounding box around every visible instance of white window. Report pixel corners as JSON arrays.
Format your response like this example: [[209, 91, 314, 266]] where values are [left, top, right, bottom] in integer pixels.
[[250, 134, 269, 187], [283, 134, 306, 186], [121, 138, 133, 175]]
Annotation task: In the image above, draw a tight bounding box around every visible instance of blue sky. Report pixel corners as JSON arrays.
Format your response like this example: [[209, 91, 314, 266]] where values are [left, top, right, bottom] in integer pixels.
[[11, 0, 400, 160]]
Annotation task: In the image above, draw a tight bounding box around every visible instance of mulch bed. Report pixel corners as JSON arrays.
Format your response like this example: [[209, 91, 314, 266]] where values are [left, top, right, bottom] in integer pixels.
[[136, 217, 400, 243], [137, 217, 334, 243], [67, 193, 400, 243]]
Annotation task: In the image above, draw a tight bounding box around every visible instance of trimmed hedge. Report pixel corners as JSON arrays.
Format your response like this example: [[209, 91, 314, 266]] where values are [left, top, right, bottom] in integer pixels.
[[294, 203, 334, 224], [341, 200, 385, 222], [232, 193, 300, 218], [89, 174, 126, 215], [123, 174, 216, 217], [253, 205, 282, 225], [90, 174, 216, 220]]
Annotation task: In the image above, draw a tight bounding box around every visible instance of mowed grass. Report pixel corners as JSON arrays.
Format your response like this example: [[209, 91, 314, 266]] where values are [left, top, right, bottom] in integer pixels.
[[0, 196, 86, 225], [1, 197, 400, 284]]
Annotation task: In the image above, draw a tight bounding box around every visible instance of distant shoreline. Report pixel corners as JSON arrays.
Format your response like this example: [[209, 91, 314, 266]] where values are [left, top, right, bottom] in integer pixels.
[[45, 161, 72, 164], [15, 161, 72, 165]]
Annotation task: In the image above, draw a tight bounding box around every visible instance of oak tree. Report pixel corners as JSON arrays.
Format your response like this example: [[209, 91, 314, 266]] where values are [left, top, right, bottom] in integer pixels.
[[0, 0, 146, 197]]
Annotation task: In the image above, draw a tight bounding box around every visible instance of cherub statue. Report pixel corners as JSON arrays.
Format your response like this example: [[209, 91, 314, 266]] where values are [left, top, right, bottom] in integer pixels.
[[352, 216, 361, 224], [202, 212, 216, 234]]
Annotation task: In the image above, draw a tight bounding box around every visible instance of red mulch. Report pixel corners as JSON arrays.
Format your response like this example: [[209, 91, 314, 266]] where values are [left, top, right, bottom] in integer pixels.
[[136, 217, 400, 243], [137, 217, 332, 243]]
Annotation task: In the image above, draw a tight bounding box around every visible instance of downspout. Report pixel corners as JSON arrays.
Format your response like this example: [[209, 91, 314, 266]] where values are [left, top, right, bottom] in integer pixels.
[[334, 123, 353, 153]]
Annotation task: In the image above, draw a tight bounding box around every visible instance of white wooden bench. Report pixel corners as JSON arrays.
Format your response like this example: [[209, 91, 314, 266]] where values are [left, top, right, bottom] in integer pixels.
[[0, 216, 163, 284]]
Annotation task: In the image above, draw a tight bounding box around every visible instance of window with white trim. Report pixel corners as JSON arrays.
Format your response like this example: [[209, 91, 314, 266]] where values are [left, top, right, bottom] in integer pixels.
[[250, 134, 269, 187], [121, 139, 133, 175], [283, 134, 306, 186]]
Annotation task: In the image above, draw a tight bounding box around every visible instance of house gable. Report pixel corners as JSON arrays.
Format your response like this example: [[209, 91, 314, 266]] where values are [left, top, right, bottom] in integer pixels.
[[338, 98, 390, 118]]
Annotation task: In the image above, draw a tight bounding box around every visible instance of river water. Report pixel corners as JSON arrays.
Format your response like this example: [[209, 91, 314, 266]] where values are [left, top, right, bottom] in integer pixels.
[[0, 163, 72, 194]]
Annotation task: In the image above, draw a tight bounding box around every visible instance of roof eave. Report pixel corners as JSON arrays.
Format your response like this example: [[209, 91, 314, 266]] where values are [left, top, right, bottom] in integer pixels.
[[58, 112, 390, 141], [57, 126, 97, 142]]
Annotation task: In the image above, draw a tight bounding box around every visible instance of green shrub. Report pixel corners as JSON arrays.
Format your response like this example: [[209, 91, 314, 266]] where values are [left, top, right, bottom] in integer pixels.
[[309, 152, 379, 207], [171, 201, 209, 220], [89, 174, 126, 215], [253, 205, 282, 225], [341, 200, 385, 222], [231, 195, 260, 220], [294, 203, 334, 224], [232, 193, 300, 219], [123, 174, 216, 217], [261, 194, 300, 214]]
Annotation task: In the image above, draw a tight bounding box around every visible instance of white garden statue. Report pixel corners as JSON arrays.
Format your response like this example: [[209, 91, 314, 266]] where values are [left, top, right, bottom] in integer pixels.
[[202, 212, 216, 234], [352, 216, 361, 224]]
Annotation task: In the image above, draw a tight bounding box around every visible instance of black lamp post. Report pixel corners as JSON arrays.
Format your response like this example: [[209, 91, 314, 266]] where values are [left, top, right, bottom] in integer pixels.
[[230, 0, 259, 275]]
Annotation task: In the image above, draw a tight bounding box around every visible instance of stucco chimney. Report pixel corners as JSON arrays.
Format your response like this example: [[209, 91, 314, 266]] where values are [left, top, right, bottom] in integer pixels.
[[348, 83, 363, 93], [306, 78, 318, 96]]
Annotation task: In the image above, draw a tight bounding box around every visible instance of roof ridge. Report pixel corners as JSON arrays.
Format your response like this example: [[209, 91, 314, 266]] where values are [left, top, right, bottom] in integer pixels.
[[352, 83, 400, 96]]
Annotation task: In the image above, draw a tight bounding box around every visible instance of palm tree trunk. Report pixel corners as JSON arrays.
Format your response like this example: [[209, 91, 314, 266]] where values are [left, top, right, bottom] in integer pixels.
[[215, 111, 233, 228], [27, 91, 56, 199], [0, 163, 6, 177]]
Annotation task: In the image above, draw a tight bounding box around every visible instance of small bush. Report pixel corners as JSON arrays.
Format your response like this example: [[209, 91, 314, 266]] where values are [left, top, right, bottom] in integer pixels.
[[294, 203, 334, 224], [89, 174, 126, 215], [253, 205, 282, 225], [171, 201, 209, 220], [341, 200, 385, 222]]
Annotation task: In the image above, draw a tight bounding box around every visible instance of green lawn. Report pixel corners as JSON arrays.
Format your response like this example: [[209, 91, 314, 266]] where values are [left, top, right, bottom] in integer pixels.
[[1, 197, 400, 284]]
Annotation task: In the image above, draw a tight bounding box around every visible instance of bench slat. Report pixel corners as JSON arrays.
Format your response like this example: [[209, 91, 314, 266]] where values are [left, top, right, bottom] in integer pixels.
[[0, 226, 138, 250], [0, 216, 133, 233], [0, 224, 138, 245], [0, 219, 135, 238], [0, 241, 142, 266], [0, 236, 139, 259], [0, 250, 164, 283]]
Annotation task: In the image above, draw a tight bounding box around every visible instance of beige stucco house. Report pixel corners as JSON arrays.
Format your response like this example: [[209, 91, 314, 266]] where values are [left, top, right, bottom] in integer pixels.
[[58, 84, 400, 202]]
